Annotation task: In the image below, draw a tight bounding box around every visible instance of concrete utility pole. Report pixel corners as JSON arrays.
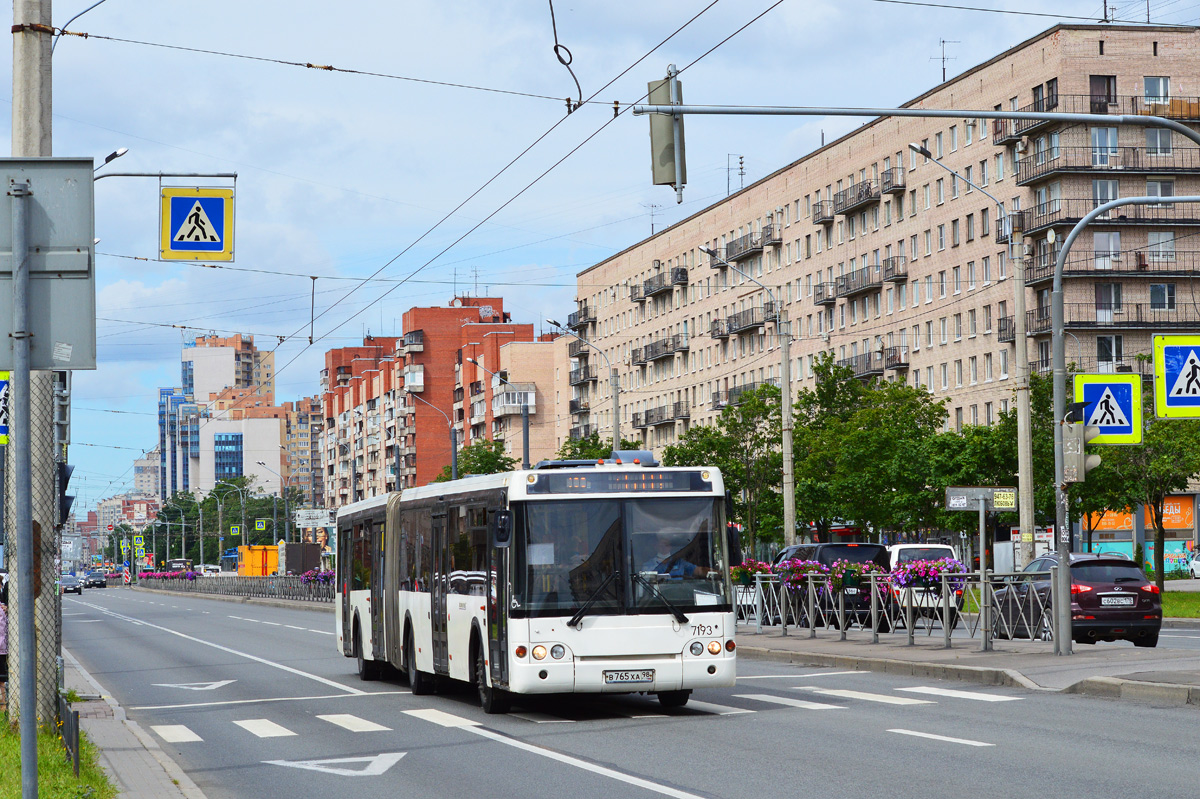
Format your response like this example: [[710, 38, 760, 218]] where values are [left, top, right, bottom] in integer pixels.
[[7, 4, 57, 798]]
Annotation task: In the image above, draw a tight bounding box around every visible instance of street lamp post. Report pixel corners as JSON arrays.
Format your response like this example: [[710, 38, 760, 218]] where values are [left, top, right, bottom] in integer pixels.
[[179, 491, 204, 567], [548, 320, 621, 453], [214, 481, 247, 552], [409, 391, 457, 480], [699, 246, 796, 549], [256, 460, 291, 543], [908, 142, 1036, 570], [467, 357, 530, 469]]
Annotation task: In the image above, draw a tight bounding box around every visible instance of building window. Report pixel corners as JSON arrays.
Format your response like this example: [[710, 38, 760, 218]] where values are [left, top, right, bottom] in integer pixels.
[[968, 309, 977, 336], [1145, 76, 1170, 103], [937, 178, 945, 204], [1147, 178, 1174, 207], [938, 225, 946, 250], [214, 433, 244, 481], [969, 356, 977, 385], [1151, 283, 1176, 311], [938, 271, 947, 298], [952, 266, 961, 293], [955, 360, 963, 387], [951, 219, 960, 246], [1097, 335, 1124, 371], [1146, 128, 1172, 155], [954, 313, 963, 341], [1150, 231, 1176, 261], [1000, 349, 1009, 378]]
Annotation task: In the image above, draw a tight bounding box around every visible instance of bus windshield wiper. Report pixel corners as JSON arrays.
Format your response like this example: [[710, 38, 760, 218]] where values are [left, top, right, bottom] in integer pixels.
[[568, 570, 619, 629], [632, 572, 689, 624]]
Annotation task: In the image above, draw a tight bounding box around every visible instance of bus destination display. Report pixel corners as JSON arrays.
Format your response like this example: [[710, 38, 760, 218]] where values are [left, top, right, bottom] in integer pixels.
[[526, 470, 711, 494]]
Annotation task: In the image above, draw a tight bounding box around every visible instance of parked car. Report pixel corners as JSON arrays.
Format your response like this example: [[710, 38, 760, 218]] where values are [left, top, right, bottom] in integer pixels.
[[773, 542, 894, 631], [83, 571, 107, 588], [1190, 552, 1200, 579], [199, 564, 221, 576], [887, 544, 963, 627], [60, 574, 83, 595], [993, 553, 1161, 647], [887, 543, 958, 569]]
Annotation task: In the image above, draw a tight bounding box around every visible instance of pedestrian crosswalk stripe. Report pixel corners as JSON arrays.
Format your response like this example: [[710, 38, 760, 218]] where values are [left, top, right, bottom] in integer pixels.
[[888, 728, 994, 747], [734, 693, 845, 710], [686, 700, 755, 716], [234, 719, 297, 738], [152, 724, 202, 743], [318, 714, 391, 732], [403, 708, 480, 728], [897, 686, 1022, 702], [801, 688, 934, 705], [509, 711, 575, 724]]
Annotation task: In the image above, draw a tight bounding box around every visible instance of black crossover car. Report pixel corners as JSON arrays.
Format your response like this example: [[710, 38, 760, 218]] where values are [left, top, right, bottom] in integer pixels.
[[83, 571, 108, 588]]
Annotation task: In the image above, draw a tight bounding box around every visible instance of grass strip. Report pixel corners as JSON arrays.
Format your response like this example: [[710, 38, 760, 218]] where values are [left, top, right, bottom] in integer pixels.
[[0, 713, 116, 799]]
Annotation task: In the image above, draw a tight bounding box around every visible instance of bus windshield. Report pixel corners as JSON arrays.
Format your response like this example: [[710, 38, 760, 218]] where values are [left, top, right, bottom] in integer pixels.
[[514, 497, 731, 618]]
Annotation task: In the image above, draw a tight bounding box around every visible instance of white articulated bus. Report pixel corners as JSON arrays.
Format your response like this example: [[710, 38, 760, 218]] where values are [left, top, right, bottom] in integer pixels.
[[335, 453, 739, 713]]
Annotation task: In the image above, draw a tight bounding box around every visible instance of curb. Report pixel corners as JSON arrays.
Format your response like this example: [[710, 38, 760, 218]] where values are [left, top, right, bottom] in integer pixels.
[[1067, 676, 1200, 707], [736, 645, 1048, 692], [63, 648, 209, 799], [130, 585, 332, 614]]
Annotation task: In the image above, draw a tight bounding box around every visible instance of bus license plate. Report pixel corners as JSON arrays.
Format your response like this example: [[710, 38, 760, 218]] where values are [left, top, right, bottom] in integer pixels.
[[604, 669, 655, 685], [1101, 596, 1134, 606]]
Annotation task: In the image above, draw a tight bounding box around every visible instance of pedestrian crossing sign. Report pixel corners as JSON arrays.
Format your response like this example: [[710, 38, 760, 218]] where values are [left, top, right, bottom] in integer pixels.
[[159, 186, 235, 261], [1154, 335, 1200, 418], [256, 519, 267, 531], [230, 525, 241, 536], [1073, 373, 1142, 444]]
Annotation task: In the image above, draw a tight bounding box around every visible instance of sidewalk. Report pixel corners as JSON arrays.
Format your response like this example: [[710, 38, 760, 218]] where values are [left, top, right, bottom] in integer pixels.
[[63, 649, 207, 799], [735, 620, 1200, 707]]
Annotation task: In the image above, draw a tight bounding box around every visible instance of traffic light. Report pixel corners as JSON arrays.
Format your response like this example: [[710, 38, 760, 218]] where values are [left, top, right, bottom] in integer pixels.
[[1062, 423, 1102, 483], [648, 65, 686, 202], [57, 462, 76, 526]]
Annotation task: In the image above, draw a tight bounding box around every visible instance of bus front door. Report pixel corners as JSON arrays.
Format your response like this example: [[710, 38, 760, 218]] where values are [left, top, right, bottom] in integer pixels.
[[370, 519, 386, 660], [431, 507, 450, 674]]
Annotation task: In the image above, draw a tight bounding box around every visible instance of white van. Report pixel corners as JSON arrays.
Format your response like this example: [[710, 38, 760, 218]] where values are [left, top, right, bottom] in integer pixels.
[[888, 544, 961, 626], [888, 543, 958, 570]]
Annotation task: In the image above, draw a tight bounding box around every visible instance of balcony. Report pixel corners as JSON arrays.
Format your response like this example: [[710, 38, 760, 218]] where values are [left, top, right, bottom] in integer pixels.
[[644, 334, 689, 361], [833, 180, 880, 215], [1022, 199, 1200, 234], [835, 265, 883, 298], [569, 397, 590, 415], [812, 200, 835, 225], [728, 378, 779, 406], [568, 339, 590, 358], [814, 282, 838, 306], [402, 366, 424, 392], [631, 347, 647, 365], [727, 302, 778, 334], [1028, 302, 1200, 333], [881, 256, 907, 282], [1016, 146, 1200, 185], [569, 366, 597, 385], [643, 402, 690, 426], [705, 248, 726, 269], [644, 267, 688, 297], [630, 283, 645, 303], [997, 315, 1015, 343], [884, 346, 909, 370], [992, 118, 1021, 145], [1029, 357, 1153, 377], [1028, 249, 1200, 287], [493, 384, 535, 417], [631, 412, 649, 429], [1014, 93, 1200, 137], [726, 231, 763, 261], [761, 222, 782, 246], [836, 350, 887, 379], [569, 424, 595, 441], [710, 318, 730, 339], [469, 381, 485, 398], [880, 168, 906, 195], [401, 330, 424, 354], [567, 306, 596, 330]]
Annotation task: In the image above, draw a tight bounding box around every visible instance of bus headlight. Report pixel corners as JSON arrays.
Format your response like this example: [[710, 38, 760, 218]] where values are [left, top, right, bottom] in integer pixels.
[[689, 641, 704, 656], [515, 645, 528, 659], [550, 645, 565, 659], [532, 645, 548, 660], [707, 641, 722, 655]]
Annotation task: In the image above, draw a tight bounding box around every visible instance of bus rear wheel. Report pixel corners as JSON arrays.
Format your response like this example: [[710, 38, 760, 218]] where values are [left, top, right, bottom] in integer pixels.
[[355, 621, 382, 681], [405, 627, 434, 695], [474, 644, 511, 714], [657, 690, 691, 709]]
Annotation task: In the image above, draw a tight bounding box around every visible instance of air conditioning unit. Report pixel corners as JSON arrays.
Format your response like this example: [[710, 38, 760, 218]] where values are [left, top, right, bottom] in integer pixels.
[[1015, 140, 1028, 154]]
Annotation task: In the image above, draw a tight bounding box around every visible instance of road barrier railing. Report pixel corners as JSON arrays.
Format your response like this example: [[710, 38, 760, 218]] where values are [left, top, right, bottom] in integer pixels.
[[135, 574, 334, 603]]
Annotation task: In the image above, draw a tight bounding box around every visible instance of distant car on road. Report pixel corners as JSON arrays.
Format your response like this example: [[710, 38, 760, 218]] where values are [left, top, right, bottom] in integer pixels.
[[1190, 552, 1200, 579], [83, 571, 107, 588], [61, 574, 83, 595], [199, 564, 220, 576]]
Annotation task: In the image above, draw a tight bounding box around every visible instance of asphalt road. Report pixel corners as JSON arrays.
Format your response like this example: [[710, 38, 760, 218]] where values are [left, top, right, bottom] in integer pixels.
[[65, 588, 1193, 799]]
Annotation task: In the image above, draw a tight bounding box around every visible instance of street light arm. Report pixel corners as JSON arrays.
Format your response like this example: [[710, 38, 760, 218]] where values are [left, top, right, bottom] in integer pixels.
[[702, 247, 777, 309], [908, 142, 1005, 211]]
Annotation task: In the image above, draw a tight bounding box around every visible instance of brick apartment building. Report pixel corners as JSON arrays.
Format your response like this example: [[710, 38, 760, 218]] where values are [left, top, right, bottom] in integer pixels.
[[562, 24, 1200, 555]]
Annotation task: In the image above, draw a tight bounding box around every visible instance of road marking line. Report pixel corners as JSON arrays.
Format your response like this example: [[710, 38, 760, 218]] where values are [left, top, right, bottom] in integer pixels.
[[261, 621, 281, 626], [898, 686, 1022, 702], [685, 700, 755, 715], [70, 619, 102, 623], [888, 729, 994, 747], [734, 694, 844, 710], [737, 671, 862, 679], [284, 625, 306, 630], [309, 630, 335, 635], [234, 719, 297, 738], [797, 671, 864, 678], [152, 725, 202, 743], [402, 708, 480, 728], [466, 726, 705, 799], [509, 711, 575, 724], [800, 688, 933, 705], [74, 598, 366, 696], [264, 752, 405, 777], [131, 691, 409, 711], [318, 714, 391, 732]]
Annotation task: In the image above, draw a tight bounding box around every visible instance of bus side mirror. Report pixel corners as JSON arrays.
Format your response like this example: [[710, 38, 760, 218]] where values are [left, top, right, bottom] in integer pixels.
[[492, 510, 513, 548], [726, 523, 743, 569], [724, 489, 735, 520]]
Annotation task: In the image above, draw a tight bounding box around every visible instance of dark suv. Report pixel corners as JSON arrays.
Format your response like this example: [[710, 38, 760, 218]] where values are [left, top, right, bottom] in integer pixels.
[[773, 542, 893, 630], [994, 553, 1161, 647]]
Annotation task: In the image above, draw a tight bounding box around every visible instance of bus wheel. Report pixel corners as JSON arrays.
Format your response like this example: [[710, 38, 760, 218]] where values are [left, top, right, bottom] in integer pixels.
[[406, 627, 434, 695], [657, 690, 690, 709], [355, 622, 381, 681], [474, 643, 511, 714]]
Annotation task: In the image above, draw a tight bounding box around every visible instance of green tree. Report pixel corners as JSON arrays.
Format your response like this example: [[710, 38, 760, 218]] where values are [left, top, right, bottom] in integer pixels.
[[555, 432, 645, 461], [435, 438, 519, 482]]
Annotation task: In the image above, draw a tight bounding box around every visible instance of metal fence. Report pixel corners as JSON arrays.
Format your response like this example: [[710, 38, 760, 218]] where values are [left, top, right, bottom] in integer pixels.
[[737, 569, 1057, 649], [136, 575, 334, 603], [57, 692, 80, 777]]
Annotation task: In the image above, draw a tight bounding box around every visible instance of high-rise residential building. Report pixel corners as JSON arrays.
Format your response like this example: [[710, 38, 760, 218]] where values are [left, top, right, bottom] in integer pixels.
[[282, 396, 324, 508], [491, 338, 567, 466], [133, 447, 160, 497], [562, 25, 1200, 556]]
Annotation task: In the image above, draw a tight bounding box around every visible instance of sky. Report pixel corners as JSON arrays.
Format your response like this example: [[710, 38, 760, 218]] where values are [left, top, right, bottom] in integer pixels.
[[4, 0, 1196, 513]]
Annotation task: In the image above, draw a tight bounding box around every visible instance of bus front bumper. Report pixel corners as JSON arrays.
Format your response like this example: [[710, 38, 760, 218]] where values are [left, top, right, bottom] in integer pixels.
[[506, 652, 735, 695]]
